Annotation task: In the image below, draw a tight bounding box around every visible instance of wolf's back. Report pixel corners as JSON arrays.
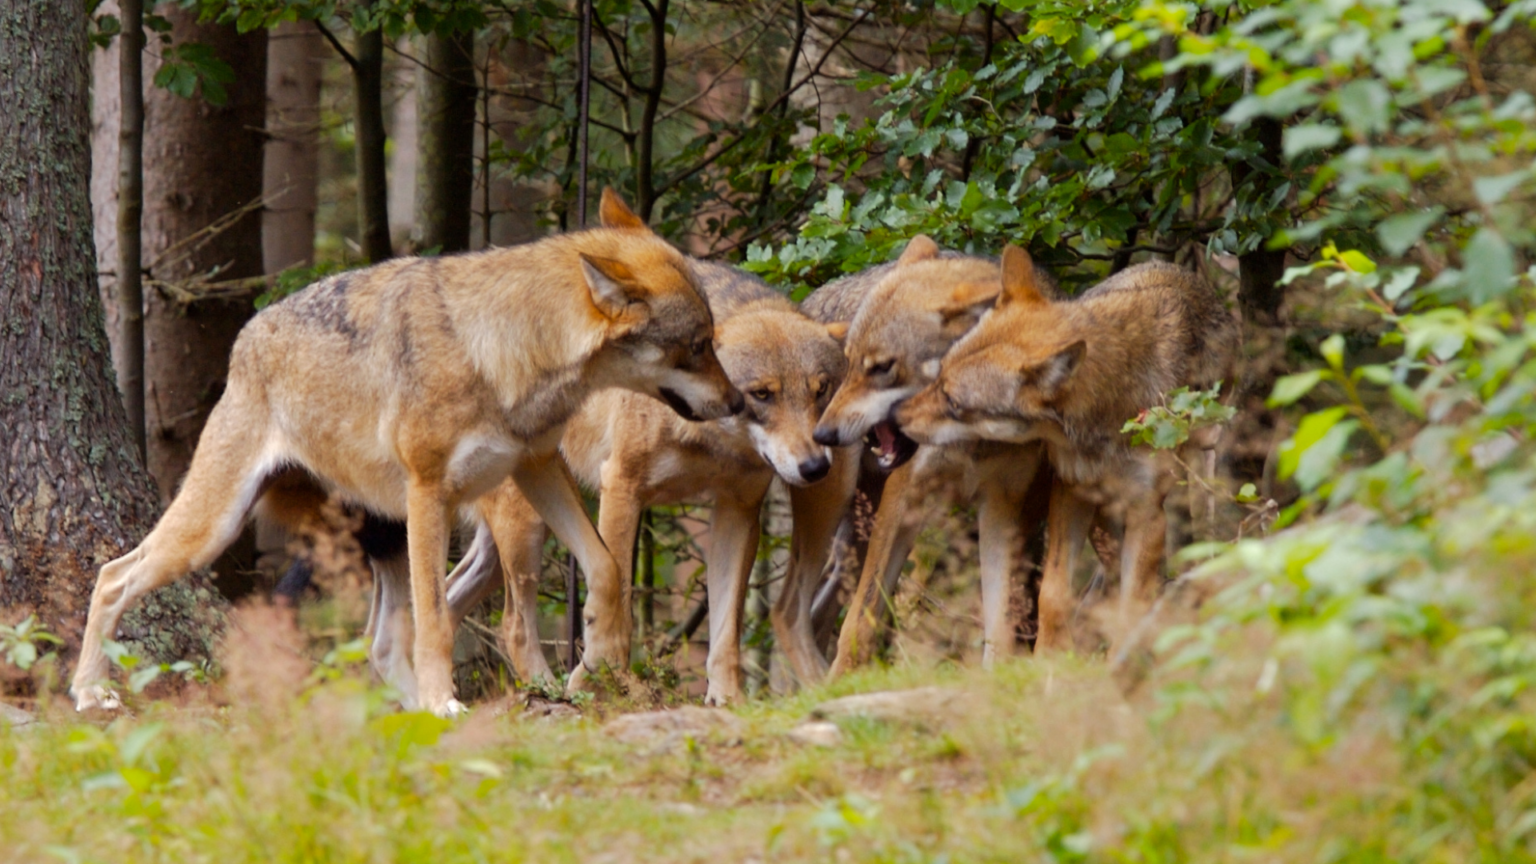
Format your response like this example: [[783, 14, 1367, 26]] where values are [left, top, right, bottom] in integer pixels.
[[1081, 260, 1238, 391], [802, 250, 995, 326], [691, 260, 784, 321]]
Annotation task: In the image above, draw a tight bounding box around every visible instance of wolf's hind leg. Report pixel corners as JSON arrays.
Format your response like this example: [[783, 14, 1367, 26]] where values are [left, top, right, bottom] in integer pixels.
[[365, 551, 418, 707], [71, 400, 275, 711]]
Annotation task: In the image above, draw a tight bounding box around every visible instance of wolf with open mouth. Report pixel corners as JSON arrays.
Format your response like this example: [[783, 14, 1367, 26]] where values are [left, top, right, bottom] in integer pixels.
[[803, 236, 1065, 675], [808, 236, 1012, 469]]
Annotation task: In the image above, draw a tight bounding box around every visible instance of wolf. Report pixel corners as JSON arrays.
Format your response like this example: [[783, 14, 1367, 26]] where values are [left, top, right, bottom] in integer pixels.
[[372, 260, 852, 704], [896, 245, 1239, 650], [69, 190, 742, 717], [805, 236, 1063, 674]]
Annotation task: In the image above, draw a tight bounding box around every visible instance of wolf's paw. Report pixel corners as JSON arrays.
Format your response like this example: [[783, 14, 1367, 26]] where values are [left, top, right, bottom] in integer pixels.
[[74, 684, 122, 713], [565, 663, 593, 695], [702, 687, 739, 708], [431, 699, 469, 719]]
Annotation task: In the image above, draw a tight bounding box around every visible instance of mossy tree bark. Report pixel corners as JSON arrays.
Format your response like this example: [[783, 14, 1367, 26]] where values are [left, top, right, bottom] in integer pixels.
[[0, 0, 223, 666]]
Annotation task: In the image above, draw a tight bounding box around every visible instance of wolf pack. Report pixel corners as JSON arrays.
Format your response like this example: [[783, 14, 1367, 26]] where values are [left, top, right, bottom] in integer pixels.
[[70, 190, 1240, 717]]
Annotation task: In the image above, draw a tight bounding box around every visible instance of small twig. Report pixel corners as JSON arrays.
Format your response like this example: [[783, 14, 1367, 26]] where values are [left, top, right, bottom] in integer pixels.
[[313, 20, 357, 71], [655, 596, 708, 657]]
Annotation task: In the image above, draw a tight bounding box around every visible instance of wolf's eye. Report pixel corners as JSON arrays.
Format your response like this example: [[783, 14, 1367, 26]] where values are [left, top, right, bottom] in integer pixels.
[[813, 379, 829, 398], [751, 388, 774, 402], [868, 359, 894, 376], [942, 389, 961, 420], [691, 338, 710, 357]]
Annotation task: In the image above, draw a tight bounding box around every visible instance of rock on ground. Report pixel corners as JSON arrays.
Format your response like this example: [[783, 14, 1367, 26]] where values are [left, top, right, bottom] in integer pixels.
[[787, 720, 843, 747], [1, 701, 36, 727], [808, 686, 972, 727], [603, 705, 745, 751]]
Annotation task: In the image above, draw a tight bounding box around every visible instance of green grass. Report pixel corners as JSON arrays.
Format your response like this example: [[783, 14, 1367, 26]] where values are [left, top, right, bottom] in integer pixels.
[[7, 544, 1536, 864]]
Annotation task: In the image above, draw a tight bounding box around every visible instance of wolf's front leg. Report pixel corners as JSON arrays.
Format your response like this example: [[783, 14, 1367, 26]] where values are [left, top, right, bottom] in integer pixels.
[[702, 496, 765, 705], [405, 479, 465, 717], [975, 446, 1041, 667], [1037, 479, 1095, 652], [510, 452, 624, 693], [775, 448, 858, 685]]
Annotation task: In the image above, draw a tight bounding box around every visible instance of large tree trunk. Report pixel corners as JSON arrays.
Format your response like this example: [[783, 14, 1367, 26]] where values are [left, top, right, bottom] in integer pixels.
[[140, 7, 266, 504], [415, 30, 476, 254], [263, 21, 325, 274], [0, 0, 222, 665]]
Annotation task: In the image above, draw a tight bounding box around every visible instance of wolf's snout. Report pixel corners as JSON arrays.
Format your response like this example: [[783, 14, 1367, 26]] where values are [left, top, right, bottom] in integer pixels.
[[797, 454, 832, 483], [726, 387, 745, 416], [812, 424, 841, 447]]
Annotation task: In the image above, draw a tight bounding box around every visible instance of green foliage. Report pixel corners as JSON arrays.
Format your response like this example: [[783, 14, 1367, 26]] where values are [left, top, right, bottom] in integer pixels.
[[1122, 384, 1235, 450], [254, 260, 351, 310], [0, 616, 62, 672], [153, 41, 237, 105], [744, 0, 1280, 293], [103, 640, 209, 694]]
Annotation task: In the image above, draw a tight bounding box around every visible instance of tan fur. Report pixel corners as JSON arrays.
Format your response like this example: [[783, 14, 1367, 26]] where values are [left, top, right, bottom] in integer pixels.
[[803, 238, 1065, 675], [69, 190, 742, 717], [897, 246, 1239, 651], [369, 261, 851, 704]]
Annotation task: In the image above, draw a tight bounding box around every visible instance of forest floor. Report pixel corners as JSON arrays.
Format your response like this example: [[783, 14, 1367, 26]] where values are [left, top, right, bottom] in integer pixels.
[[0, 586, 1516, 864]]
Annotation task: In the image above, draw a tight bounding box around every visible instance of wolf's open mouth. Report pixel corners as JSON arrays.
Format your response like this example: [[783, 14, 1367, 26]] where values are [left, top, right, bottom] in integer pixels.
[[658, 388, 702, 422], [867, 420, 918, 472]]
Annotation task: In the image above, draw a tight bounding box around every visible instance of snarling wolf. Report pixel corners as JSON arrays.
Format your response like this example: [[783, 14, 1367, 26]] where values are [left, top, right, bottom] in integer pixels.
[[372, 260, 851, 704], [897, 246, 1239, 650], [805, 236, 1065, 673], [70, 190, 741, 717]]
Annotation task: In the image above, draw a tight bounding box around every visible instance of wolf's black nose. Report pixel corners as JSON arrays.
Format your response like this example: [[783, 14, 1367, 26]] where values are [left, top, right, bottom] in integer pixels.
[[798, 455, 831, 483], [812, 425, 840, 447]]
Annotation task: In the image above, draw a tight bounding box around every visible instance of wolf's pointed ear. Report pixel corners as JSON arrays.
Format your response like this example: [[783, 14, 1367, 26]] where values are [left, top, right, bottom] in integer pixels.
[[896, 234, 940, 267], [580, 253, 646, 320], [599, 188, 649, 231], [997, 245, 1047, 308], [1020, 340, 1085, 399], [939, 280, 1002, 336], [825, 322, 849, 343]]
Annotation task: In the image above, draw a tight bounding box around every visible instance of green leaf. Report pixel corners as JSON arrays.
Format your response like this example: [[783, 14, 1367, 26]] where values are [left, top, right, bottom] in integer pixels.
[[10, 641, 37, 670], [1473, 171, 1528, 205], [129, 665, 162, 694], [1376, 210, 1439, 256], [1282, 123, 1341, 158], [1389, 382, 1425, 419], [1337, 249, 1376, 274], [1268, 370, 1326, 407], [1280, 408, 1358, 491], [1463, 227, 1516, 304], [1320, 333, 1346, 370], [1334, 79, 1391, 134]]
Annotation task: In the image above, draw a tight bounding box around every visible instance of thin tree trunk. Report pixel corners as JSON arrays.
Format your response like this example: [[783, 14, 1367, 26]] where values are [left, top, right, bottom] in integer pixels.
[[141, 7, 266, 506], [263, 21, 324, 274], [354, 5, 392, 262], [0, 0, 222, 664], [635, 0, 668, 222], [1233, 116, 1287, 326], [117, 0, 145, 461], [415, 30, 477, 254]]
